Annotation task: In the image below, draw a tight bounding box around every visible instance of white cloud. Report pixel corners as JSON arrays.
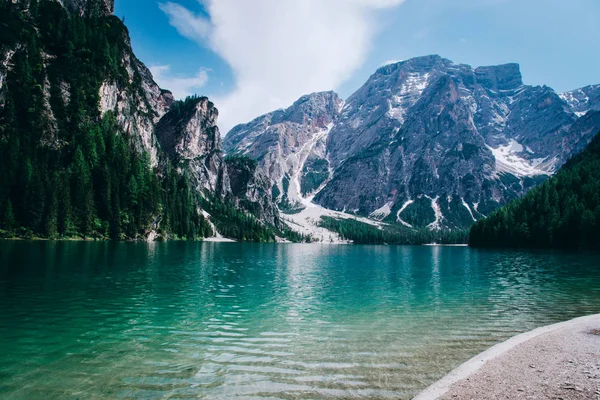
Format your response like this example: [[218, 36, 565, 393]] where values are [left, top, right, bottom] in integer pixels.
[[149, 65, 209, 99], [161, 0, 405, 134], [158, 3, 210, 42]]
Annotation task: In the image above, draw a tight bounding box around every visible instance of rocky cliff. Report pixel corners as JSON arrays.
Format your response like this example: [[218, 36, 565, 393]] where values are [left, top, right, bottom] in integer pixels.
[[156, 97, 230, 196], [225, 156, 282, 228], [224, 91, 342, 210]]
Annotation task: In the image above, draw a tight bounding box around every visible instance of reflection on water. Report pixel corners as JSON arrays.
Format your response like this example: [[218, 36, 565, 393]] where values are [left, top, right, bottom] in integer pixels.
[[0, 242, 599, 399]]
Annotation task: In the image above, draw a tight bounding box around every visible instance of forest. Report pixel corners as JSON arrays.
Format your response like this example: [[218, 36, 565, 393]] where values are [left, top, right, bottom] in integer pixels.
[[0, 0, 213, 240], [470, 132, 600, 249], [319, 217, 468, 245]]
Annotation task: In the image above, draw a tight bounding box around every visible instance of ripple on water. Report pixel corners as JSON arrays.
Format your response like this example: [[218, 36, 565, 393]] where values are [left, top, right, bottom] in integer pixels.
[[1, 242, 600, 399]]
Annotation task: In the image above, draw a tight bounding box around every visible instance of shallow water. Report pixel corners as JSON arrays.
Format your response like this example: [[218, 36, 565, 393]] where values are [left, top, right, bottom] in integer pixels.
[[0, 242, 599, 399]]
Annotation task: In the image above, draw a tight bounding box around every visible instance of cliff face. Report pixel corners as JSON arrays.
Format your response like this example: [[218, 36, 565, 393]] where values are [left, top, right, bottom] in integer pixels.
[[225, 157, 282, 228], [319, 56, 598, 229], [224, 91, 342, 210], [155, 97, 230, 196], [97, 39, 175, 167]]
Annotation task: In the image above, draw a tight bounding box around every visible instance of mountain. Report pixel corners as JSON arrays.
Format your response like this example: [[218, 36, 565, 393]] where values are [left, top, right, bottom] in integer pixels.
[[560, 84, 600, 117], [224, 91, 342, 211], [470, 126, 600, 249], [0, 0, 283, 241], [226, 55, 600, 232]]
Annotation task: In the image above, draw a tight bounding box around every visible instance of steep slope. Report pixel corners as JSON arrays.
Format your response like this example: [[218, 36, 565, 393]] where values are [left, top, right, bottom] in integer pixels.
[[470, 125, 600, 249], [0, 0, 282, 241], [224, 91, 342, 210], [154, 96, 284, 230], [224, 156, 281, 228], [155, 96, 230, 196], [315, 55, 598, 229]]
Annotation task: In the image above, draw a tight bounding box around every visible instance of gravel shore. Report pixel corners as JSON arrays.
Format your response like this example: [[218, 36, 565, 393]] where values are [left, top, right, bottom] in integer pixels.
[[414, 314, 600, 400]]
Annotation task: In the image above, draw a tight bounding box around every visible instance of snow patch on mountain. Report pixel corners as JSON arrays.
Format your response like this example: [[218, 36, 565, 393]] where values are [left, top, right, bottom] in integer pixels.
[[425, 196, 444, 231], [284, 123, 333, 206], [370, 201, 394, 221], [559, 85, 600, 117], [284, 196, 383, 244], [489, 140, 552, 177], [387, 72, 431, 124], [462, 198, 476, 222], [396, 200, 414, 228]]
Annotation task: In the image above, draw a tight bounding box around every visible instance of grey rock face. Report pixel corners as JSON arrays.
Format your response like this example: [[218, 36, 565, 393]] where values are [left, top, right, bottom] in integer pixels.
[[98, 53, 174, 167], [155, 97, 230, 197], [225, 157, 282, 228], [224, 91, 342, 210], [154, 98, 283, 226]]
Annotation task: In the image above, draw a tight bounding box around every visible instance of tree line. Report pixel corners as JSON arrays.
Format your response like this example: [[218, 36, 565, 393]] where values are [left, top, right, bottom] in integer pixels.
[[470, 131, 600, 249], [319, 217, 468, 245]]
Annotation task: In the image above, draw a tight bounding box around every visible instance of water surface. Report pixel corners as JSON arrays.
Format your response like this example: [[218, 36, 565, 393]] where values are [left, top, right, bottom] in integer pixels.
[[1, 242, 599, 399]]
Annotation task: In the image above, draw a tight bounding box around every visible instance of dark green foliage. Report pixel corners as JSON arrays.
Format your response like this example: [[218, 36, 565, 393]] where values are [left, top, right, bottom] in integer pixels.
[[271, 184, 281, 202], [200, 196, 275, 242], [167, 95, 209, 121], [200, 195, 311, 243], [225, 155, 258, 196], [301, 158, 329, 196], [397, 197, 436, 228], [277, 173, 304, 213], [436, 196, 478, 229], [319, 217, 468, 245], [470, 132, 600, 249], [0, 1, 212, 240]]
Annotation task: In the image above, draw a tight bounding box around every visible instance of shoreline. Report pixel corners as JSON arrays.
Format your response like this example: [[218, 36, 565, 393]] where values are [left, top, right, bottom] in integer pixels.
[[0, 237, 469, 246], [413, 313, 600, 400]]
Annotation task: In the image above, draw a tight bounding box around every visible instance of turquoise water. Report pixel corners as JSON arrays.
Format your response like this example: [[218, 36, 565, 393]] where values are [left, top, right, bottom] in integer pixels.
[[0, 242, 599, 399]]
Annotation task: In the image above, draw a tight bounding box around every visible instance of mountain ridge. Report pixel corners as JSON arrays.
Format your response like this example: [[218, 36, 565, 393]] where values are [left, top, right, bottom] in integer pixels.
[[225, 54, 600, 235]]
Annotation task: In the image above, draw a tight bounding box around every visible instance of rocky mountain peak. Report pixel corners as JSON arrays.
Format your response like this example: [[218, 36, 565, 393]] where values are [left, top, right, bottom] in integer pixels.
[[474, 63, 523, 91], [376, 55, 449, 76], [221, 55, 597, 233], [281, 91, 342, 127], [224, 91, 343, 211], [156, 96, 221, 161], [155, 97, 229, 196]]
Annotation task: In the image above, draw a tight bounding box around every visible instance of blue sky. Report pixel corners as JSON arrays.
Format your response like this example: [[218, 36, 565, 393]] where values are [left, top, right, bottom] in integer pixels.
[[115, 0, 600, 133]]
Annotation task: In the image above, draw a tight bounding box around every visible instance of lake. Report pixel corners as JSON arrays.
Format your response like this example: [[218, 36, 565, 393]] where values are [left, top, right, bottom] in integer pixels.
[[0, 242, 599, 399]]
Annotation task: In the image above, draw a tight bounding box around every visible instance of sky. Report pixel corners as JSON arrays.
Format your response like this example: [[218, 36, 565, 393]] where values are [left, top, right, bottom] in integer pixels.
[[115, 0, 600, 134]]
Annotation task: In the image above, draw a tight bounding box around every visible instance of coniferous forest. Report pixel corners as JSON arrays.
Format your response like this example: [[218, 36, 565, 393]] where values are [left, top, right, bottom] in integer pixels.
[[470, 132, 600, 249], [0, 0, 213, 240], [319, 217, 468, 245]]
